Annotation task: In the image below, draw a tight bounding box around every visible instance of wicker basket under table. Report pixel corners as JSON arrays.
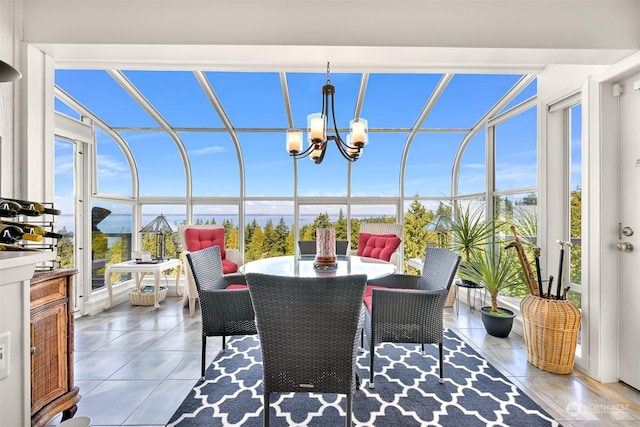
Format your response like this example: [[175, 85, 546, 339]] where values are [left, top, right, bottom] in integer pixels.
[[129, 287, 168, 306], [520, 295, 581, 374]]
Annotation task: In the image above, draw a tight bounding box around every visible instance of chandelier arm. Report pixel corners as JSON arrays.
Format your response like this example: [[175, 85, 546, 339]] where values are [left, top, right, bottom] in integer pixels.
[[291, 142, 316, 159], [333, 137, 358, 162], [286, 62, 365, 165], [315, 142, 328, 164], [328, 89, 345, 145]]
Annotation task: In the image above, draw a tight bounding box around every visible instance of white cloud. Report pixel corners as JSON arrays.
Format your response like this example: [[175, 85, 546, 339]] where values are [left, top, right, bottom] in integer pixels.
[[190, 146, 226, 156]]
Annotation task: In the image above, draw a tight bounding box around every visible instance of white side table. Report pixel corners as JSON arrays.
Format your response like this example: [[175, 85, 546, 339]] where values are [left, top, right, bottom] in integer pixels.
[[104, 258, 182, 309]]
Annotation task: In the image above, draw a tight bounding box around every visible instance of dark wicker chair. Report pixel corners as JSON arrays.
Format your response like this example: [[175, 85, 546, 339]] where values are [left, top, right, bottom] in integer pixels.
[[185, 245, 257, 380], [298, 240, 349, 256], [364, 246, 461, 388], [297, 240, 317, 256], [246, 272, 367, 427]]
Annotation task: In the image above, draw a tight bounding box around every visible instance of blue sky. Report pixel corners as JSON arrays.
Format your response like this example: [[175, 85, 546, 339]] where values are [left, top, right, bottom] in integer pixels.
[[54, 69, 539, 219]]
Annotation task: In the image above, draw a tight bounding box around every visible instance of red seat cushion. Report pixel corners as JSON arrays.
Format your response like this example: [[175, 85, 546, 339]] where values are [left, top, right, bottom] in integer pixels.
[[184, 227, 226, 260], [363, 284, 412, 311], [221, 259, 238, 274], [363, 285, 388, 311], [356, 232, 401, 262], [225, 284, 247, 290]]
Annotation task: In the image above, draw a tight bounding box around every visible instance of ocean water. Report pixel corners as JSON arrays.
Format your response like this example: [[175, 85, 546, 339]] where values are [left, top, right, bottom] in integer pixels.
[[56, 213, 383, 234]]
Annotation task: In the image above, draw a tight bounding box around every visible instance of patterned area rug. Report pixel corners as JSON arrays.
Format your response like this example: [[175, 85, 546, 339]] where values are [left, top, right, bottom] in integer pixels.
[[167, 332, 560, 426]]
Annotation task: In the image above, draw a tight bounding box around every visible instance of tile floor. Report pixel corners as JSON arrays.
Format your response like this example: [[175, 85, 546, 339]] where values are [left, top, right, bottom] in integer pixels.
[[47, 296, 640, 427]]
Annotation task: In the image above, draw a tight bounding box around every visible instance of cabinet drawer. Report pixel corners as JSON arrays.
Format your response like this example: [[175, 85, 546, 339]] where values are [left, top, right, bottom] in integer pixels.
[[30, 277, 67, 311]]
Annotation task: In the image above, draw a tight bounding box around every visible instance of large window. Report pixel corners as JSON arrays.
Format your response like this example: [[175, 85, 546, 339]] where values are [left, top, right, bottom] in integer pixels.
[[90, 201, 133, 289], [568, 103, 582, 306], [54, 69, 539, 309]]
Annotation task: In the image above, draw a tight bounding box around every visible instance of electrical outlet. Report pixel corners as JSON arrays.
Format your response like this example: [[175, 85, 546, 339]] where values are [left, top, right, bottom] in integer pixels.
[[0, 331, 10, 380]]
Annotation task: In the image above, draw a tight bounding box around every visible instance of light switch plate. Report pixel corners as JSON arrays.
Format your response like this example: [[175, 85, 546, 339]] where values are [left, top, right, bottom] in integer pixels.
[[0, 331, 10, 380]]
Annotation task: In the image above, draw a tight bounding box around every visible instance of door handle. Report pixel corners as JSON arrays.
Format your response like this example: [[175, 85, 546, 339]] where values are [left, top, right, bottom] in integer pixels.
[[619, 223, 634, 239], [615, 242, 634, 252]]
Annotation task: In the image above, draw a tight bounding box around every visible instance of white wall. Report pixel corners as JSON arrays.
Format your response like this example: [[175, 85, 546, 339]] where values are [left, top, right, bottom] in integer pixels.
[[21, 1, 639, 50], [0, 0, 20, 196]]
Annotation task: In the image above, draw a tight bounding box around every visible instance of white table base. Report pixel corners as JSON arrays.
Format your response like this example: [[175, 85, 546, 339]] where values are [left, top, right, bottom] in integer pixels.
[[104, 259, 182, 309]]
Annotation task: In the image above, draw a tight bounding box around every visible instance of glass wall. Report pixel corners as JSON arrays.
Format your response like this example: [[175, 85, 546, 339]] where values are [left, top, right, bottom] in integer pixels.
[[54, 69, 539, 304]]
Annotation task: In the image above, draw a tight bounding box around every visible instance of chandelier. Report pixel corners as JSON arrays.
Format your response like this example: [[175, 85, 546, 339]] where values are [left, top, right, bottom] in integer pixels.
[[286, 62, 368, 164]]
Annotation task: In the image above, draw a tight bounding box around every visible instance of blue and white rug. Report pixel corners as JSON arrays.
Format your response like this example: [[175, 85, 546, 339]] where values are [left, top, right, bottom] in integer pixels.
[[167, 332, 560, 426]]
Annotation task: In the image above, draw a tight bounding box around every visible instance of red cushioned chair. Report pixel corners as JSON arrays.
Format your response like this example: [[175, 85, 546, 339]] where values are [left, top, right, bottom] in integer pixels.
[[350, 223, 404, 273], [178, 224, 244, 317]]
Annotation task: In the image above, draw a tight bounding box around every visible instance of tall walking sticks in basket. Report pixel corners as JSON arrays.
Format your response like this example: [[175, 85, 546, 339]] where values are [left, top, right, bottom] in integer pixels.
[[506, 225, 539, 297], [518, 233, 581, 374], [555, 240, 572, 300]]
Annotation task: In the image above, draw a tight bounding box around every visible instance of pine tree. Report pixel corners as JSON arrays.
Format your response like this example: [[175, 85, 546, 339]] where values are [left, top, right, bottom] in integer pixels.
[[246, 226, 264, 261], [404, 199, 432, 269], [274, 217, 290, 255]]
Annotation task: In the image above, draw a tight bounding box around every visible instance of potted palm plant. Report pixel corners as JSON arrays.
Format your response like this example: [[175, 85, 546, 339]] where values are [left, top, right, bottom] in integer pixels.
[[448, 205, 503, 268], [446, 205, 504, 309], [458, 242, 521, 337]]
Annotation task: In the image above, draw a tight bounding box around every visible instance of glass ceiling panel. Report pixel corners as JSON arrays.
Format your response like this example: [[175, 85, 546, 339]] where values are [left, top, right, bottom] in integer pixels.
[[362, 73, 441, 128], [457, 132, 486, 196], [55, 70, 157, 127], [95, 128, 132, 196], [404, 132, 465, 197], [240, 131, 294, 196], [351, 133, 405, 197], [123, 70, 223, 128], [498, 77, 537, 115], [179, 132, 240, 197], [120, 131, 185, 197], [205, 72, 288, 129], [287, 71, 361, 130], [422, 74, 522, 129]]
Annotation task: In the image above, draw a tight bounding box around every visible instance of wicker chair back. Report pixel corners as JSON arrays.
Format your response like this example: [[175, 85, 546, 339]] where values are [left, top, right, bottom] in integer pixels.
[[186, 245, 257, 380], [246, 272, 367, 427]]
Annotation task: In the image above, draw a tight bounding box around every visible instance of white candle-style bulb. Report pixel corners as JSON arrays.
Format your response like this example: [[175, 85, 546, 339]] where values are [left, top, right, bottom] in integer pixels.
[[308, 113, 326, 142], [311, 148, 322, 161], [350, 118, 368, 146], [286, 130, 303, 153]]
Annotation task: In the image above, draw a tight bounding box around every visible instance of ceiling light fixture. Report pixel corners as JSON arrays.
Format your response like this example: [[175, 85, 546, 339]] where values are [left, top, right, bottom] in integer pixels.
[[286, 62, 368, 164]]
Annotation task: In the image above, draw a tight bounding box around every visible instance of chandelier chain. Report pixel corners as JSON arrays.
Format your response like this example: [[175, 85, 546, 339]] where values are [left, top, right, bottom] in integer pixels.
[[326, 61, 331, 85]]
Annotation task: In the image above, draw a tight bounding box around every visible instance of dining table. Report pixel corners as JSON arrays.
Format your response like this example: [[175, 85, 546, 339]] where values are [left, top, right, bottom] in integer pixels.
[[239, 254, 396, 279]]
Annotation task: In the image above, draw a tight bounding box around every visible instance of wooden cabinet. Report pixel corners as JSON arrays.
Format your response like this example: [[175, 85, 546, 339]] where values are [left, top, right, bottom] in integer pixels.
[[30, 269, 79, 427]]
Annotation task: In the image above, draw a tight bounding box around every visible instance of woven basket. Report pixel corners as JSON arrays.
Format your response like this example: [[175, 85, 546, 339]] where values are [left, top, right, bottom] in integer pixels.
[[520, 295, 581, 374], [128, 287, 168, 306]]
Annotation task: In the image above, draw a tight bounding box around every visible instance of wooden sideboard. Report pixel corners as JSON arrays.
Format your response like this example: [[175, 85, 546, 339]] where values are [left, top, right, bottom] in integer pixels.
[[30, 269, 79, 427]]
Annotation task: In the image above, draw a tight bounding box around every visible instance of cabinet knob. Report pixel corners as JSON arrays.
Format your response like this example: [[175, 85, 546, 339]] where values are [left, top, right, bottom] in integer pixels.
[[30, 346, 36, 355]]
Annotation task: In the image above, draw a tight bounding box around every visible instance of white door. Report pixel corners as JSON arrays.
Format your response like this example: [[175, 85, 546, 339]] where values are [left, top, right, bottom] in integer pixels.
[[54, 113, 93, 314], [617, 74, 640, 391]]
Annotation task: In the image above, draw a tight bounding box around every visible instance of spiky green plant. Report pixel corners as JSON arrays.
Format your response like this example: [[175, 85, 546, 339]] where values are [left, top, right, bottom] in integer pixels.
[[449, 205, 503, 263], [458, 243, 520, 314]]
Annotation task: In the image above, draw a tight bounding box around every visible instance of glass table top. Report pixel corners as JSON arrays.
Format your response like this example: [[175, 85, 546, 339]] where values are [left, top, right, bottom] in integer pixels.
[[240, 255, 396, 279]]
